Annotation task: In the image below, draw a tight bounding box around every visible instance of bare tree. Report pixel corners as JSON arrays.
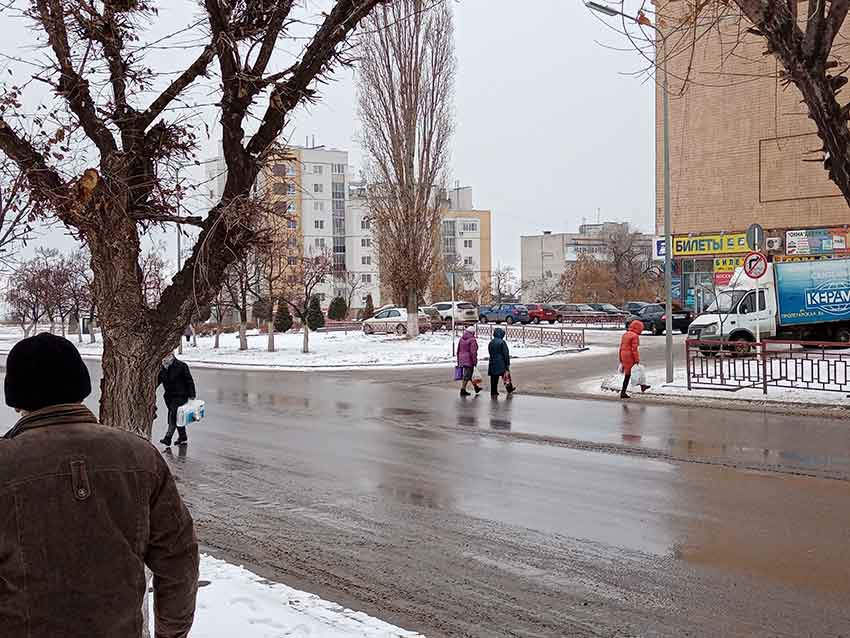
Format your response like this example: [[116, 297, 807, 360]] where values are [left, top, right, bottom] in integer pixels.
[[223, 254, 262, 351], [66, 249, 94, 343], [279, 249, 334, 354], [491, 265, 522, 304], [0, 0, 385, 435], [6, 258, 50, 336], [252, 227, 290, 352], [139, 245, 169, 308], [523, 277, 563, 304], [0, 160, 35, 271], [358, 0, 456, 337], [208, 286, 232, 350], [341, 271, 367, 314]]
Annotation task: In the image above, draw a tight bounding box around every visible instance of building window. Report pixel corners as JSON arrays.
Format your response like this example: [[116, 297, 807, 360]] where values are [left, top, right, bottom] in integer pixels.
[[314, 220, 324, 230], [361, 274, 373, 283], [286, 202, 295, 213], [361, 255, 372, 265], [287, 275, 298, 284], [361, 217, 371, 230], [313, 183, 323, 193], [287, 256, 297, 265], [314, 201, 324, 211], [332, 163, 345, 175], [288, 183, 296, 196], [361, 238, 372, 248], [463, 239, 473, 249], [287, 219, 297, 229], [462, 222, 478, 232], [315, 238, 325, 248], [272, 182, 287, 195], [287, 238, 297, 248], [464, 256, 474, 266], [313, 165, 324, 175], [442, 220, 456, 236], [272, 163, 295, 177]]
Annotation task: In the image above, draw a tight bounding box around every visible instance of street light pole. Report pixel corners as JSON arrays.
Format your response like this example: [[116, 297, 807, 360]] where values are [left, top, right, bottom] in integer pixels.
[[585, 1, 673, 382]]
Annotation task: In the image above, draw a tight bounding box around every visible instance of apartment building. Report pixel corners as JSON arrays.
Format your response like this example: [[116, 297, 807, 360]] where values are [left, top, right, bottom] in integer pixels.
[[521, 222, 654, 301], [441, 186, 492, 300], [657, 4, 850, 311]]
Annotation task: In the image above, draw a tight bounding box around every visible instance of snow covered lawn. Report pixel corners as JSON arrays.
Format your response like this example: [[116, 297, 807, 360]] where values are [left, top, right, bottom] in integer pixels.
[[0, 328, 578, 370], [152, 555, 422, 637]]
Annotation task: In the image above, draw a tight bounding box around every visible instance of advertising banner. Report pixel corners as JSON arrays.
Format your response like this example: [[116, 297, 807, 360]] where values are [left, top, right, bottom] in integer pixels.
[[775, 259, 850, 326], [673, 233, 748, 257], [785, 228, 850, 256]]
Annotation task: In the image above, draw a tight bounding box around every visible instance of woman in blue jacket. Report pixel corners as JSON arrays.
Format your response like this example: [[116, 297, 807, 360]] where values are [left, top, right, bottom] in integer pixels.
[[487, 328, 515, 397]]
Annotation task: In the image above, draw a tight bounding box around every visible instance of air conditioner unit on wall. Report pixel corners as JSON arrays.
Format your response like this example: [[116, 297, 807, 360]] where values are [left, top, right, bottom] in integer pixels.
[[765, 237, 782, 251]]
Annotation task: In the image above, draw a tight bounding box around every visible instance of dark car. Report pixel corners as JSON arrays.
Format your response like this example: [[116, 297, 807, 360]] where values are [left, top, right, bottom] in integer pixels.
[[589, 303, 627, 316], [625, 303, 693, 335], [479, 303, 531, 324], [524, 303, 559, 324], [622, 301, 650, 316]]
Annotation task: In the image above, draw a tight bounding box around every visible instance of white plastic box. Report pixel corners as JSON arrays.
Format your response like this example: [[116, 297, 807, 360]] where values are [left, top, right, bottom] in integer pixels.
[[176, 399, 206, 426]]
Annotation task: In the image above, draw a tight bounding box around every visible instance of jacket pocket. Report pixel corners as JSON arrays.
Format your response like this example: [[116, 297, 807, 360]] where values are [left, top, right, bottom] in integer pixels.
[[70, 460, 91, 501]]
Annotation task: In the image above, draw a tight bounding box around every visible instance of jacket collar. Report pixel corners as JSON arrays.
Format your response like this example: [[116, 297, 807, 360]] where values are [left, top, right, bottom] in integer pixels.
[[4, 403, 99, 439]]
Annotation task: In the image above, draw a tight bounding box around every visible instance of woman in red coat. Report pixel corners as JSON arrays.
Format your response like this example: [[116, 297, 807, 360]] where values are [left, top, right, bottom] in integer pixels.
[[619, 320, 649, 398]]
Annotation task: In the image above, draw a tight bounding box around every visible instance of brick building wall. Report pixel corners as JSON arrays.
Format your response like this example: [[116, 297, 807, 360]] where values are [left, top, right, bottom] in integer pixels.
[[655, 10, 849, 237]]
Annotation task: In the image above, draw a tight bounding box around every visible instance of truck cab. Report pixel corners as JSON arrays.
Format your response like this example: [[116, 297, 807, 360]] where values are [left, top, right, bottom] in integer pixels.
[[687, 266, 777, 344]]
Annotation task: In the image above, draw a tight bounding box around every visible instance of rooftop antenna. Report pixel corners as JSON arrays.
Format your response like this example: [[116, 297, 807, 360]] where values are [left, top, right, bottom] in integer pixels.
[[597, 207, 601, 224], [312, 134, 316, 148]]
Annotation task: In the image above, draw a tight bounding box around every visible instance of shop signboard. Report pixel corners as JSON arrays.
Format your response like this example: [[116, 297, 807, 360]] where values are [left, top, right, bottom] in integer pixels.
[[775, 254, 833, 263], [672, 233, 748, 257], [712, 256, 743, 287], [785, 228, 850, 256], [775, 259, 850, 326]]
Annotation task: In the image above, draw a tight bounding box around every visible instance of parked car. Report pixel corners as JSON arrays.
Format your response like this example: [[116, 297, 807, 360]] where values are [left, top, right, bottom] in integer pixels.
[[479, 303, 531, 324], [433, 301, 479, 326], [524, 303, 559, 324], [625, 303, 694, 335], [588, 303, 627, 316], [622, 301, 650, 316], [554, 303, 601, 320], [419, 306, 443, 331], [363, 308, 430, 335]]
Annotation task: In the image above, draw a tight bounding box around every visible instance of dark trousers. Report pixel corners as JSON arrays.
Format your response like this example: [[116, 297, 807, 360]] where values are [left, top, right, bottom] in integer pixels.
[[490, 374, 501, 396], [621, 374, 631, 396], [164, 401, 188, 443]]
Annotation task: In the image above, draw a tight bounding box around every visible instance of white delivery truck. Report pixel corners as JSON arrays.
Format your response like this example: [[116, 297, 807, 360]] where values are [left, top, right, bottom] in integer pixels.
[[687, 258, 850, 345]]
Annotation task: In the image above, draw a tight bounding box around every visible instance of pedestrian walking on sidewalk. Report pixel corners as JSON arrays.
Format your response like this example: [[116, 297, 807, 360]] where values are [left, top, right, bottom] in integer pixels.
[[457, 326, 483, 397], [0, 333, 199, 638], [488, 327, 515, 397], [619, 320, 650, 399], [158, 353, 196, 447]]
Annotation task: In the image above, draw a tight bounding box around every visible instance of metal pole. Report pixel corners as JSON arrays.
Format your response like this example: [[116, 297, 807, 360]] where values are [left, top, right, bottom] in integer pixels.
[[177, 194, 183, 356], [451, 272, 456, 357], [662, 38, 673, 384]]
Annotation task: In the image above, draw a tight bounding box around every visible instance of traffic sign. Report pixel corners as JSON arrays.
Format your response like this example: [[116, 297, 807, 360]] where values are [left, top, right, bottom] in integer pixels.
[[746, 223, 765, 251], [744, 251, 768, 279]]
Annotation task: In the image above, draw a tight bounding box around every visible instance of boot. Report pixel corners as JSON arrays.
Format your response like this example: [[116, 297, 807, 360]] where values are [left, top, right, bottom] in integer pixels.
[[175, 427, 188, 445], [160, 437, 172, 447], [506, 383, 516, 394], [620, 392, 630, 399], [641, 384, 651, 393], [473, 384, 482, 394], [460, 389, 472, 397]]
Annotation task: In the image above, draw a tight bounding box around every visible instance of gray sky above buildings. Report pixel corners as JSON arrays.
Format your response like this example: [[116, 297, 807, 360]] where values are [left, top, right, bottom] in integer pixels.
[[5, 1, 654, 270]]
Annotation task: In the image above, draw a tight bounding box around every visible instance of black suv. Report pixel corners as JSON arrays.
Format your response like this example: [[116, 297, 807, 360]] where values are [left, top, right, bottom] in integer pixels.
[[625, 303, 694, 335]]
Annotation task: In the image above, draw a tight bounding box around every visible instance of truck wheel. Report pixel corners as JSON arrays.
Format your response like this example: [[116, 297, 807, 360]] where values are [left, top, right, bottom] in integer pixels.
[[729, 336, 753, 357], [396, 324, 407, 336], [835, 328, 850, 344]]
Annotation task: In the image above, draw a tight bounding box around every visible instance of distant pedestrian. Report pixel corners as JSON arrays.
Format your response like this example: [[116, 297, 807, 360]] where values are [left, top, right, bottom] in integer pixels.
[[488, 327, 515, 397], [183, 324, 193, 344], [619, 320, 650, 399], [0, 333, 199, 637], [457, 326, 483, 397], [158, 353, 196, 447]]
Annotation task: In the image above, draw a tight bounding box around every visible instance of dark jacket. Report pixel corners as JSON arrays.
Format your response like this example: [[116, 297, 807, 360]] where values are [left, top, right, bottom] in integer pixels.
[[0, 403, 199, 638], [158, 359, 196, 406], [457, 330, 478, 368], [487, 328, 511, 376]]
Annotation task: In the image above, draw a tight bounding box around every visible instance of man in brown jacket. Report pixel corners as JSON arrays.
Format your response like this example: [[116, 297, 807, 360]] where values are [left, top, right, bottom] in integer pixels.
[[0, 333, 199, 637]]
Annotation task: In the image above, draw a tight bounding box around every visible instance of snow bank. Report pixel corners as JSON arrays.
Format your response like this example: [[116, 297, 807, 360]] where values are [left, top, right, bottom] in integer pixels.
[[0, 328, 576, 370], [151, 554, 423, 637]]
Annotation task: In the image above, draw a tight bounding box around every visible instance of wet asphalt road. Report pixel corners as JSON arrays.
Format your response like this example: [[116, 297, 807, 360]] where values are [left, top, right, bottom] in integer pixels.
[[2, 360, 850, 637]]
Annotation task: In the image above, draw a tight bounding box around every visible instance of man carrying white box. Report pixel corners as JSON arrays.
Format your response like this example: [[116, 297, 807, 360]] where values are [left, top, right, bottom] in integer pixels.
[[157, 353, 197, 447]]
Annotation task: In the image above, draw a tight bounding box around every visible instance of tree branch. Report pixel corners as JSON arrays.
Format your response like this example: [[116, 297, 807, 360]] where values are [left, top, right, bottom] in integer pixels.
[[140, 44, 216, 130], [822, 0, 850, 60], [249, 1, 296, 78], [131, 212, 205, 227]]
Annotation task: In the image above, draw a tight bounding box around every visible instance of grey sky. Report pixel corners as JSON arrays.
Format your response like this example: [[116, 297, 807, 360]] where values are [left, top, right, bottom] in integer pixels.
[[5, 1, 654, 271]]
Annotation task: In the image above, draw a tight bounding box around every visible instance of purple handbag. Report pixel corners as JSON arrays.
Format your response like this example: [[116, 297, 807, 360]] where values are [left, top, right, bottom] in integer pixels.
[[454, 365, 464, 381]]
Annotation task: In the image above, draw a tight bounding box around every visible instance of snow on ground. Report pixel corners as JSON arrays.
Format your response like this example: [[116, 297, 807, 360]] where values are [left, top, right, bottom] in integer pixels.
[[0, 327, 582, 370], [150, 555, 423, 638], [581, 362, 850, 406]]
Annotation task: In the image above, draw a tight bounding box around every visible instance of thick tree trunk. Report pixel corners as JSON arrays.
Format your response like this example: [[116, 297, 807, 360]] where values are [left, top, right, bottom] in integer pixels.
[[267, 320, 275, 352], [78, 318, 83, 343], [239, 322, 248, 350], [214, 325, 220, 349], [406, 285, 419, 338], [302, 323, 310, 353]]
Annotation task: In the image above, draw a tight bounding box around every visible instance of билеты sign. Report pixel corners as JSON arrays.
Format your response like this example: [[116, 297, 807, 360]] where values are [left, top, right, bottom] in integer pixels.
[[673, 233, 748, 257]]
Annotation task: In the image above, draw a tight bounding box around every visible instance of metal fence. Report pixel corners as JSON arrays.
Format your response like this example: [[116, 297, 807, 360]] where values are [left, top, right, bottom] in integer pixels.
[[464, 323, 586, 349], [686, 338, 850, 394], [556, 314, 625, 329]]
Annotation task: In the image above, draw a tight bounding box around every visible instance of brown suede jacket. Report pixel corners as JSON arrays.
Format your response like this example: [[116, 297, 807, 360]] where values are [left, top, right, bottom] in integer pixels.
[[0, 403, 199, 638]]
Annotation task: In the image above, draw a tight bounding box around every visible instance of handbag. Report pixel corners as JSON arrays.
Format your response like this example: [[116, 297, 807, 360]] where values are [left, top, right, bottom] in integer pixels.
[[472, 366, 483, 383], [454, 365, 464, 381], [502, 371, 512, 385], [630, 364, 647, 387]]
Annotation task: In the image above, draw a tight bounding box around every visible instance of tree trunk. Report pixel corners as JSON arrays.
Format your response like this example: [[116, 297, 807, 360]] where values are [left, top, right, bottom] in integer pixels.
[[49, 319, 56, 334], [267, 320, 275, 352], [214, 324, 220, 349], [406, 285, 419, 338], [239, 322, 248, 350], [88, 311, 96, 343], [302, 323, 310, 353], [60, 319, 66, 337]]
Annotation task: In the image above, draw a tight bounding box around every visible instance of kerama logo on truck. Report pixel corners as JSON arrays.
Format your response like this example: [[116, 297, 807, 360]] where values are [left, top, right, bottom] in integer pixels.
[[776, 259, 850, 325]]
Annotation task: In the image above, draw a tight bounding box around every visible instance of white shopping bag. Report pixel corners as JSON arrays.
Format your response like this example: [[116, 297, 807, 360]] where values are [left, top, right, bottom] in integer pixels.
[[630, 364, 647, 387], [176, 399, 206, 426], [472, 366, 483, 383]]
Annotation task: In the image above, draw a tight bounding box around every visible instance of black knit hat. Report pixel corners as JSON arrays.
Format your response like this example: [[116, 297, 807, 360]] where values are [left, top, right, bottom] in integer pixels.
[[4, 333, 92, 411]]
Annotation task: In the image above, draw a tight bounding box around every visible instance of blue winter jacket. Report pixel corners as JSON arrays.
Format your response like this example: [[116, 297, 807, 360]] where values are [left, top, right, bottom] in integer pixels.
[[487, 328, 511, 376]]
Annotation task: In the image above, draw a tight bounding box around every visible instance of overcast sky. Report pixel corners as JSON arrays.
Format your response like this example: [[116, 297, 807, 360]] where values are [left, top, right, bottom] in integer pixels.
[[5, 0, 654, 270]]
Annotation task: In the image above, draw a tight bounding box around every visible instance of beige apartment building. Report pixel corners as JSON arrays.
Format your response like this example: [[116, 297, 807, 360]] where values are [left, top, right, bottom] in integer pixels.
[[657, 10, 850, 310]]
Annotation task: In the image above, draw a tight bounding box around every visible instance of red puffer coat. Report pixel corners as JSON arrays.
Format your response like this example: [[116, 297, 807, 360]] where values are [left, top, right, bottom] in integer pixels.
[[619, 320, 644, 374]]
